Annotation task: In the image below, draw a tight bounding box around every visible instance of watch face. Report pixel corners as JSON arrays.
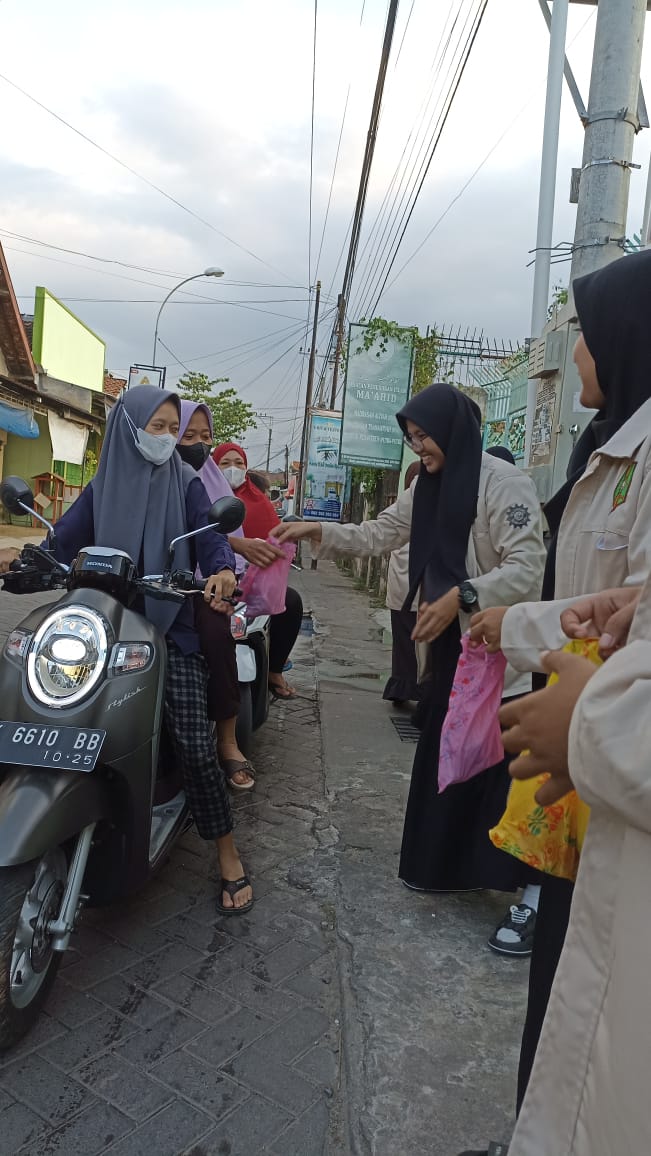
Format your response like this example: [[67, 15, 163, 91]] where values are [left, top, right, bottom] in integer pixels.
[[460, 584, 478, 607]]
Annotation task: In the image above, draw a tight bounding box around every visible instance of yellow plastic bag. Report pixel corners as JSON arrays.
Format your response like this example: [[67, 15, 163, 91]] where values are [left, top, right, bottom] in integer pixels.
[[489, 639, 600, 882]]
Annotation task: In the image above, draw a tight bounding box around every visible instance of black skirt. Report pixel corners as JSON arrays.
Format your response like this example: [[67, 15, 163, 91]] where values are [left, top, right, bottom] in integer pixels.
[[383, 609, 422, 702], [399, 654, 532, 893]]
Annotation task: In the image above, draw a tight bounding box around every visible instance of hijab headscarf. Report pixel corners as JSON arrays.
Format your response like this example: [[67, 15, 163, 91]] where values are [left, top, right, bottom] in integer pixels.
[[396, 383, 483, 605], [543, 250, 651, 598], [212, 442, 280, 539], [178, 403, 245, 571], [92, 385, 191, 633], [487, 445, 516, 466]]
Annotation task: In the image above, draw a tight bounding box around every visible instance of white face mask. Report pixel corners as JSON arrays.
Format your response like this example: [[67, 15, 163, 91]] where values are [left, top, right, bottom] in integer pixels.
[[222, 465, 246, 489], [124, 411, 177, 466]]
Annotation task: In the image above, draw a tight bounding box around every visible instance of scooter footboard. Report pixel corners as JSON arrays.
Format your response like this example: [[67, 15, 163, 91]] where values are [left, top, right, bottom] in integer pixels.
[[0, 769, 112, 866]]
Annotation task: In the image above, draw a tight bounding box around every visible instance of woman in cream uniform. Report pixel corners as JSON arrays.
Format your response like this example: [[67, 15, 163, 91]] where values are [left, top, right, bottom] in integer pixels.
[[275, 384, 545, 949], [470, 248, 651, 1125], [491, 576, 651, 1156]]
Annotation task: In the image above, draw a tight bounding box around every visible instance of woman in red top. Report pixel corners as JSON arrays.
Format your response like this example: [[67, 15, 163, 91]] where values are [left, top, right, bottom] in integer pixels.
[[213, 443, 303, 699]]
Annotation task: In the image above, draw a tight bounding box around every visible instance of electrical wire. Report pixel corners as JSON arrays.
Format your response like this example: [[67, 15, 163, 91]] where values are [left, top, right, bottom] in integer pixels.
[[382, 4, 598, 296], [308, 0, 318, 288], [350, 1, 464, 316], [364, 0, 489, 316], [0, 70, 295, 281]]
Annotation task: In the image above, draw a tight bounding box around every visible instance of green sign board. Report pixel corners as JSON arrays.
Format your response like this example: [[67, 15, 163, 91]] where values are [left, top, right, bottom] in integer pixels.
[[339, 324, 414, 468]]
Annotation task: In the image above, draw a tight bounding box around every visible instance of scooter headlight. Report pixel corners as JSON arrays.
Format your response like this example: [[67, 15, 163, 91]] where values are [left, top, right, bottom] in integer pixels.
[[27, 606, 109, 707]]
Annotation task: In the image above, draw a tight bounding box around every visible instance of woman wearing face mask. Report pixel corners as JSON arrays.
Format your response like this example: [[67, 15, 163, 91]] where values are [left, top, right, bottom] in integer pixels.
[[49, 386, 253, 914], [274, 384, 545, 916], [176, 402, 256, 791], [212, 442, 304, 700], [466, 248, 651, 1130]]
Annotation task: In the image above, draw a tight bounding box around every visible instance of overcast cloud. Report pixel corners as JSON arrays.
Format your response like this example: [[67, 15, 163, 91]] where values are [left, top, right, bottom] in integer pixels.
[[1, 0, 650, 468]]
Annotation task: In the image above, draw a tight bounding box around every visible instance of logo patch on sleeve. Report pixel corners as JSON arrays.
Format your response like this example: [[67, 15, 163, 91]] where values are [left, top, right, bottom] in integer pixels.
[[505, 503, 531, 528]]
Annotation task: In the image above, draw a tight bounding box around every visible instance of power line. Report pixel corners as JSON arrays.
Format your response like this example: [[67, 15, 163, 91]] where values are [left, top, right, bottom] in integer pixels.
[[308, 0, 318, 288], [350, 1, 465, 317], [382, 4, 598, 296], [0, 70, 295, 281], [366, 0, 489, 315]]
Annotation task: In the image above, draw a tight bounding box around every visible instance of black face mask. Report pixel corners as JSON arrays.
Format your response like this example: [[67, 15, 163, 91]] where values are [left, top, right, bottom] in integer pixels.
[[176, 441, 211, 471]]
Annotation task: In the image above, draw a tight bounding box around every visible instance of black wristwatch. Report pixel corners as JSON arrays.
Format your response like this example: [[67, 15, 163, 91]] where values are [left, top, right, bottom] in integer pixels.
[[458, 581, 479, 612]]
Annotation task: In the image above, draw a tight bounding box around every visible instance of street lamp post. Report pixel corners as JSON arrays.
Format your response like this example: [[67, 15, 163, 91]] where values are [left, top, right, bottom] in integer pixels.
[[151, 267, 224, 365]]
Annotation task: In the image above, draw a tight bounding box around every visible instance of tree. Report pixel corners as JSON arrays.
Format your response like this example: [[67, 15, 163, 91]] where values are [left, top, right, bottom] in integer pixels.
[[176, 372, 257, 443]]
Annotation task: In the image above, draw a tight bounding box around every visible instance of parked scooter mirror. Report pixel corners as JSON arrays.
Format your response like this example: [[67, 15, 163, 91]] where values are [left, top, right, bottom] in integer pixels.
[[208, 496, 245, 533], [0, 476, 34, 516]]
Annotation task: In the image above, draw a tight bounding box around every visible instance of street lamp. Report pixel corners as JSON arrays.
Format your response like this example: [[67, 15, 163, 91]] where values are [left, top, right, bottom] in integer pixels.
[[151, 267, 224, 365]]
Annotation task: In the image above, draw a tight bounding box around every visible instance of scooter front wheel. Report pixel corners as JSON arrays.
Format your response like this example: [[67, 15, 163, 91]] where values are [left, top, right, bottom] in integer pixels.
[[0, 849, 67, 1050]]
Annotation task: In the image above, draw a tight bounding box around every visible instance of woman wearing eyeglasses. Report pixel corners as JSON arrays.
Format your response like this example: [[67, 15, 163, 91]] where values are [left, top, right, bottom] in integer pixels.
[[274, 384, 545, 942]]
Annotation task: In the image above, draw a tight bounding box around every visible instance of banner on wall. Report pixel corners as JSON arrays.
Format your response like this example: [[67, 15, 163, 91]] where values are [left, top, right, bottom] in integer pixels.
[[302, 410, 347, 522], [339, 323, 414, 468]]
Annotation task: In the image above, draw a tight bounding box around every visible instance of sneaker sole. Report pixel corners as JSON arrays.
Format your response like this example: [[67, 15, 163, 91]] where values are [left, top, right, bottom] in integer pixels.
[[487, 939, 533, 957]]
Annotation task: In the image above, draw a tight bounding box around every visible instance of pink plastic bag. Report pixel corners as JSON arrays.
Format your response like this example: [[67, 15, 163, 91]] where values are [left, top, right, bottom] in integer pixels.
[[239, 538, 296, 616], [438, 635, 507, 793]]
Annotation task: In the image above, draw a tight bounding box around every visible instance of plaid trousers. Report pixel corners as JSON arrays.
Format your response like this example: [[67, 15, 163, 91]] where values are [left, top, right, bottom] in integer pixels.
[[164, 641, 233, 840]]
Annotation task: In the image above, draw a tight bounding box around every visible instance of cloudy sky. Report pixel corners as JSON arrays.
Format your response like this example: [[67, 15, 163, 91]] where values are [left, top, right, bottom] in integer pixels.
[[1, 0, 650, 468]]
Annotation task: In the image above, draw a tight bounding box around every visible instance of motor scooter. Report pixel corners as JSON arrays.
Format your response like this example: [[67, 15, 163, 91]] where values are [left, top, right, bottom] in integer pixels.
[[0, 476, 244, 1049]]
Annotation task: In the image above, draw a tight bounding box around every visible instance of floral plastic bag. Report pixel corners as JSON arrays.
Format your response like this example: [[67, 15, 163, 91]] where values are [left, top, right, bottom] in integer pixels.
[[489, 639, 599, 882], [239, 538, 296, 616], [438, 635, 507, 793]]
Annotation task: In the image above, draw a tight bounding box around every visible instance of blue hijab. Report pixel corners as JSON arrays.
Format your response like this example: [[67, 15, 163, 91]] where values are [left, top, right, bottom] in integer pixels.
[[91, 385, 192, 633]]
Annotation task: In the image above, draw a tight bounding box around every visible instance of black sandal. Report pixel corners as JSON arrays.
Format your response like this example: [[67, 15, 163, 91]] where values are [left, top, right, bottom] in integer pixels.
[[216, 875, 253, 916]]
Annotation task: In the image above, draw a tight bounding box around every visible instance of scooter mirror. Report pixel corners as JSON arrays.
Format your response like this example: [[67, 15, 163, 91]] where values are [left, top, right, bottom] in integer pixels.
[[0, 476, 34, 516], [208, 496, 246, 534]]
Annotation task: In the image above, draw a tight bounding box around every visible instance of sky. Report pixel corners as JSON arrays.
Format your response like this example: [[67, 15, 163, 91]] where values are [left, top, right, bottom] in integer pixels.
[[1, 0, 650, 470]]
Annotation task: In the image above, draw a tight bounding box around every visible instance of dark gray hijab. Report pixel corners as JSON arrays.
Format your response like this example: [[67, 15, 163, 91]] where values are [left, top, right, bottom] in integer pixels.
[[91, 385, 192, 633]]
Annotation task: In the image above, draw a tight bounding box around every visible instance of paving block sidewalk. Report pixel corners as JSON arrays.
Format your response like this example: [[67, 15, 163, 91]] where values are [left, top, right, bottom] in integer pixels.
[[0, 565, 527, 1155]]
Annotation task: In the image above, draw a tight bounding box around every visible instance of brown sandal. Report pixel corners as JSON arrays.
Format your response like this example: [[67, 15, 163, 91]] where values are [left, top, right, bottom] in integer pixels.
[[221, 759, 256, 792]]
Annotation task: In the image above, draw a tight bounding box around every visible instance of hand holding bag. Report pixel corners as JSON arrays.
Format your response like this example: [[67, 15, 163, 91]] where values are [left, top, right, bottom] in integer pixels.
[[239, 538, 296, 616], [489, 638, 598, 882], [438, 635, 507, 793]]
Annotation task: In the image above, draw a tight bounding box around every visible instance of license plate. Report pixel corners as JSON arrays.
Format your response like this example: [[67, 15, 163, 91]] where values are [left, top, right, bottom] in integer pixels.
[[0, 722, 106, 772]]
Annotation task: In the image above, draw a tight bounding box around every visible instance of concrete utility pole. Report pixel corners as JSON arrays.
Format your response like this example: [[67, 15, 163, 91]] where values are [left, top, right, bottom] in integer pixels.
[[570, 0, 647, 281], [265, 424, 273, 470], [524, 0, 569, 464], [329, 293, 346, 411], [297, 280, 321, 519]]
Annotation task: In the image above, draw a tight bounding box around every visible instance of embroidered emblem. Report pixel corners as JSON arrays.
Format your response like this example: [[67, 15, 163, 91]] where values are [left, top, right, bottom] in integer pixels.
[[612, 461, 637, 511], [505, 503, 531, 529]]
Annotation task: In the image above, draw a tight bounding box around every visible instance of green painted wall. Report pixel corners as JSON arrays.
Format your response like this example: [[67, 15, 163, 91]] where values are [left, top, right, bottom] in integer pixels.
[[0, 416, 53, 525]]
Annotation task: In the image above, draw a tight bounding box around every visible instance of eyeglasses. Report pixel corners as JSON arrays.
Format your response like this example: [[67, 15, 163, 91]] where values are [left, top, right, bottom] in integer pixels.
[[403, 431, 427, 449]]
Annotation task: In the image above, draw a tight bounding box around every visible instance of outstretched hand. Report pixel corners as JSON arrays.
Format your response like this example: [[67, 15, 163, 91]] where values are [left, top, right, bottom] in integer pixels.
[[236, 537, 285, 568], [271, 522, 322, 545]]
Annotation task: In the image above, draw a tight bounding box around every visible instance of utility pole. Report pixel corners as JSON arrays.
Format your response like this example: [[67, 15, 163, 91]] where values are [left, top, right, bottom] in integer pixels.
[[524, 0, 569, 465], [329, 293, 346, 411], [297, 280, 321, 520], [265, 424, 273, 470], [284, 444, 289, 488], [570, 0, 646, 281]]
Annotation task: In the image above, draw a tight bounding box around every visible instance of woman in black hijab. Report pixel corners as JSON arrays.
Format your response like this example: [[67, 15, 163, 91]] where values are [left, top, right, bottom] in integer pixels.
[[275, 382, 545, 894], [396, 385, 542, 893]]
